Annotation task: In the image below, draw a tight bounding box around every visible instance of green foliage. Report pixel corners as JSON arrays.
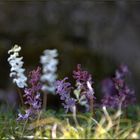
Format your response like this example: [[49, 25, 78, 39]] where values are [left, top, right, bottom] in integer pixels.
[[74, 88, 87, 107], [0, 106, 140, 139]]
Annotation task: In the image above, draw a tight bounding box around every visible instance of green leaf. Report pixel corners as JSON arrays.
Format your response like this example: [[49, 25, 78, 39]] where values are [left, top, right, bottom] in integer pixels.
[[79, 95, 87, 106], [74, 89, 81, 99]]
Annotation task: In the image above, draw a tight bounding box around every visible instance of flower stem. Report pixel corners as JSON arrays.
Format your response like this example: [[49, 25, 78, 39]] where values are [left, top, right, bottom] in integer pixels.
[[43, 92, 47, 110], [89, 97, 94, 117], [72, 105, 79, 127], [17, 88, 24, 107]]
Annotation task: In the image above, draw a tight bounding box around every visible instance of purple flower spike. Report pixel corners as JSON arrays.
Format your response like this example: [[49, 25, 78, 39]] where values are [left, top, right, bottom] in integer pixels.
[[17, 67, 42, 121], [73, 64, 95, 111], [101, 64, 136, 108], [55, 77, 75, 112], [24, 67, 42, 109], [56, 77, 72, 100], [73, 64, 92, 90]]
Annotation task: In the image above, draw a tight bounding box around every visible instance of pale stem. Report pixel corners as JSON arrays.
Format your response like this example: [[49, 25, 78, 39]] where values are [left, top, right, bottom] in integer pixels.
[[17, 88, 24, 107], [89, 96, 94, 117], [43, 92, 47, 110]]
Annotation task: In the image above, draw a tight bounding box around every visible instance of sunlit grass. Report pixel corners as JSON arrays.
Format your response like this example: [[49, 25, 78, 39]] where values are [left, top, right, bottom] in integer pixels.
[[0, 105, 140, 139]]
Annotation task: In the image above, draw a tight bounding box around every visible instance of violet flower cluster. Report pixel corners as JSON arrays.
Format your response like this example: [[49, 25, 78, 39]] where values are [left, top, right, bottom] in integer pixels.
[[17, 67, 42, 120], [73, 64, 95, 111], [101, 64, 136, 108], [55, 64, 95, 112], [56, 77, 76, 113], [73, 64, 95, 100]]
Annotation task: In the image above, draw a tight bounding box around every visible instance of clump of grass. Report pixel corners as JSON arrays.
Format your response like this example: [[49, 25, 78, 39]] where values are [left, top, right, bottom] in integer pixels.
[[37, 107, 140, 139], [0, 105, 137, 139]]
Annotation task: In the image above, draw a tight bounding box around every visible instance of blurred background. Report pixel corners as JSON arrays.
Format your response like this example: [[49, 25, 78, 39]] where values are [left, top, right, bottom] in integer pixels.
[[0, 0, 140, 110]]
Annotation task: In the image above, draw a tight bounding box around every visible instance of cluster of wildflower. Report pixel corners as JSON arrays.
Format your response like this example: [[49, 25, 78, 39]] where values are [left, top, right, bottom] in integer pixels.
[[40, 49, 58, 94], [8, 44, 137, 118], [101, 64, 136, 108], [56, 64, 95, 112], [17, 67, 42, 120], [7, 45, 27, 88], [8, 45, 42, 120]]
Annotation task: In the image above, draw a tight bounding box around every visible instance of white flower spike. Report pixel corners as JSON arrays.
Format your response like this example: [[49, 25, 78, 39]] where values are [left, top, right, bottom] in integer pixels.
[[8, 44, 27, 88], [40, 49, 58, 93]]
